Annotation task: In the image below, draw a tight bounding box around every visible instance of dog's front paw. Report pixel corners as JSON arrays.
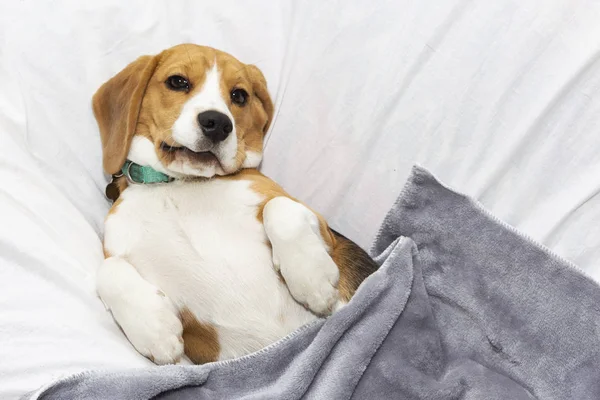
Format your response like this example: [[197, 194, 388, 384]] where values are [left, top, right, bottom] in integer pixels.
[[264, 197, 341, 316], [276, 244, 340, 316], [112, 289, 184, 365]]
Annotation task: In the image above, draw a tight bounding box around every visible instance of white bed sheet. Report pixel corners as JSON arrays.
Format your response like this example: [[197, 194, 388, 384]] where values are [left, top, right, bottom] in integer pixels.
[[2, 0, 600, 398]]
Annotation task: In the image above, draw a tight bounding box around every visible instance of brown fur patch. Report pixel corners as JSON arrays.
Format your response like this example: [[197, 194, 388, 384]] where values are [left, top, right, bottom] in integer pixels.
[[106, 176, 129, 211], [103, 177, 129, 259], [180, 307, 221, 364], [330, 230, 379, 301]]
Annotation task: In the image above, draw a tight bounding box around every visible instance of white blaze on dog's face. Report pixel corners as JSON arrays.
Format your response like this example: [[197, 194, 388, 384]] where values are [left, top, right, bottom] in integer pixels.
[[93, 44, 274, 178]]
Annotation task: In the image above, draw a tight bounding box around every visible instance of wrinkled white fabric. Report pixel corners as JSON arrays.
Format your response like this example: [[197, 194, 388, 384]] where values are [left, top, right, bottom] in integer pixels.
[[1, 0, 600, 398]]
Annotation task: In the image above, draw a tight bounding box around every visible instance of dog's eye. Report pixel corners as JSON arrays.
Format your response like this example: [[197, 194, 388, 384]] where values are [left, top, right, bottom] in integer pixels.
[[166, 75, 190, 92], [230, 88, 248, 106]]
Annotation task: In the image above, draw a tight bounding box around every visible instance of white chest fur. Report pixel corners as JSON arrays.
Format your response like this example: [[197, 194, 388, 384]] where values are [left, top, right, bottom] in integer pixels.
[[103, 178, 317, 360]]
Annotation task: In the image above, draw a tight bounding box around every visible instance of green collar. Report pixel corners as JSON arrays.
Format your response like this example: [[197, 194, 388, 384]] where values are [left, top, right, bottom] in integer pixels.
[[122, 160, 173, 184]]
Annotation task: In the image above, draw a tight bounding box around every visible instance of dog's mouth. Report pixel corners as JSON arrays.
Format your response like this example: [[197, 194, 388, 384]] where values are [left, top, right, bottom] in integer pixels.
[[160, 142, 219, 165]]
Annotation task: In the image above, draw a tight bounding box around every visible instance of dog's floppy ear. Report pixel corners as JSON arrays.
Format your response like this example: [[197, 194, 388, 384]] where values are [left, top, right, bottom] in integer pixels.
[[92, 55, 159, 175], [246, 65, 274, 135]]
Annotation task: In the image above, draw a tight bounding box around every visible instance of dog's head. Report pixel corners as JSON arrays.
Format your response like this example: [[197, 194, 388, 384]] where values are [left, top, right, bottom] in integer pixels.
[[93, 44, 274, 178]]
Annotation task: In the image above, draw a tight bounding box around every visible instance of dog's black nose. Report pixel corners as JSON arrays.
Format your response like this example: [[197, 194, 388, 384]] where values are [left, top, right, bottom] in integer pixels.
[[197, 111, 233, 143]]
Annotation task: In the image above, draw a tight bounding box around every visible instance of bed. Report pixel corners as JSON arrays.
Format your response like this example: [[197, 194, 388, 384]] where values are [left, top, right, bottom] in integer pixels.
[[1, 0, 600, 398]]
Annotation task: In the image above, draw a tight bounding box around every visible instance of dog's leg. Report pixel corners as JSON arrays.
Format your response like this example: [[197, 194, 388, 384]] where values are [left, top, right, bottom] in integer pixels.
[[97, 257, 184, 364], [263, 196, 341, 316]]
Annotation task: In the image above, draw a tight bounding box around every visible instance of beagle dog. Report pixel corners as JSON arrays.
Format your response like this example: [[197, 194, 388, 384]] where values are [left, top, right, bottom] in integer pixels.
[[93, 44, 377, 365]]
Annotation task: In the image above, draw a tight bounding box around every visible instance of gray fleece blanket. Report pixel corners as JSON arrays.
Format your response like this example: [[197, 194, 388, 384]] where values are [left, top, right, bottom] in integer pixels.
[[28, 166, 600, 400]]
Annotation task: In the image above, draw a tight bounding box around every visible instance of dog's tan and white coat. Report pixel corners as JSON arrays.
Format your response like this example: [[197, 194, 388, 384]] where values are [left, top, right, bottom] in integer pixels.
[[93, 44, 376, 365]]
